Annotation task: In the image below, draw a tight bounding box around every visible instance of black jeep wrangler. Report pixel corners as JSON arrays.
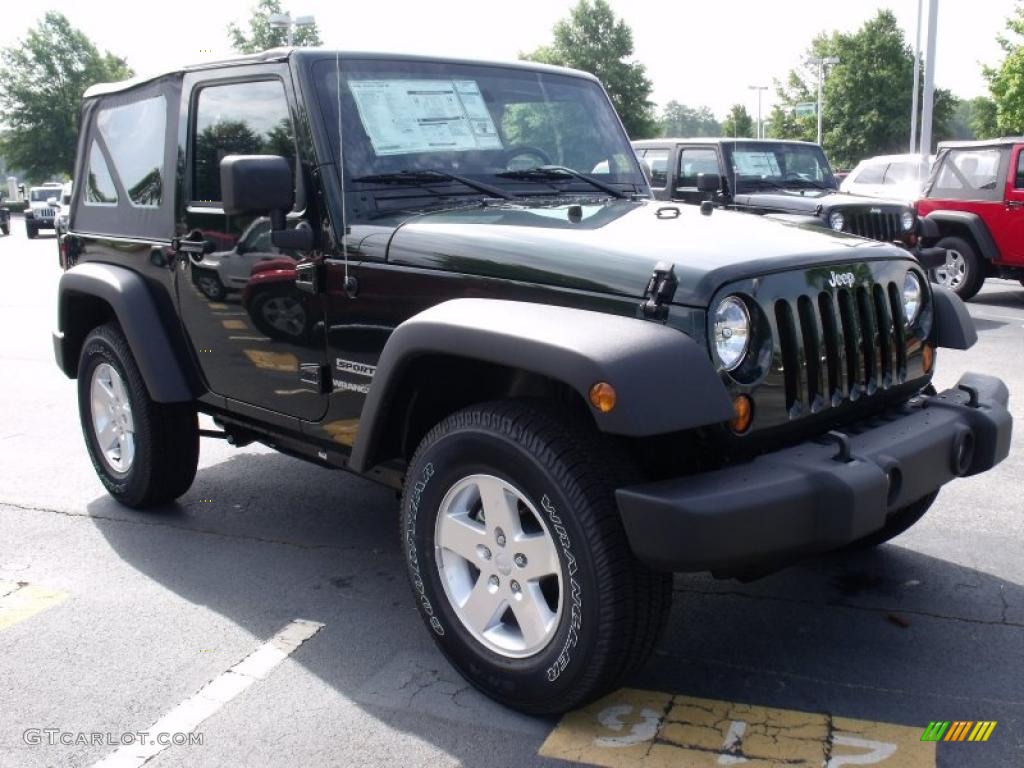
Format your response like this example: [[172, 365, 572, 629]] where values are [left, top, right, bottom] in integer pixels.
[[633, 138, 945, 259], [55, 50, 1011, 715]]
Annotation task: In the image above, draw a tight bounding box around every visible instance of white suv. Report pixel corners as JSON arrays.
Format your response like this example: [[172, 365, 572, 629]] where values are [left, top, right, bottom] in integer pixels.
[[25, 183, 64, 238], [841, 154, 933, 202]]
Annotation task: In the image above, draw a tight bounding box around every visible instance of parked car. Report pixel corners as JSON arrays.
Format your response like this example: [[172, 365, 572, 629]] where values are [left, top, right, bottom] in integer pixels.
[[917, 138, 1024, 299], [0, 198, 9, 236], [190, 217, 291, 300], [24, 182, 63, 238], [54, 50, 1010, 715], [841, 153, 934, 201], [632, 139, 939, 258], [53, 182, 73, 238]]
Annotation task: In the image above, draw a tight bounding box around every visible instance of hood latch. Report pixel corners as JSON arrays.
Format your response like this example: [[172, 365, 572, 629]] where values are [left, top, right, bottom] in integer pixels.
[[639, 261, 678, 322]]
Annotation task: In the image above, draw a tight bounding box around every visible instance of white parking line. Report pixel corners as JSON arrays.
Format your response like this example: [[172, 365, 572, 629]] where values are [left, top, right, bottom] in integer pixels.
[[91, 619, 324, 768]]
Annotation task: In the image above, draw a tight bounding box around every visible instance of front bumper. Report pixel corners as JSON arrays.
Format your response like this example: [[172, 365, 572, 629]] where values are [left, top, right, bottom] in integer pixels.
[[616, 373, 1011, 575]]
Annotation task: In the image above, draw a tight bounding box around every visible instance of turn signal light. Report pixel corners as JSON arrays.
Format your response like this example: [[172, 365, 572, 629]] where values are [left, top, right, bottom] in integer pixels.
[[589, 382, 617, 413], [730, 394, 753, 434], [922, 343, 935, 374]]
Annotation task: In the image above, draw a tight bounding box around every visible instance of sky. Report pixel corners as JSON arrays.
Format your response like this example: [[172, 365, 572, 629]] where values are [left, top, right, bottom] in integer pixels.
[[0, 0, 1015, 120]]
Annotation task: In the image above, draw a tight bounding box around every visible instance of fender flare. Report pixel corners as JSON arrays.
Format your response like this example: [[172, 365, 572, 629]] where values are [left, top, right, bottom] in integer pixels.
[[931, 284, 978, 351], [54, 262, 195, 402], [348, 298, 735, 473], [924, 211, 1000, 261]]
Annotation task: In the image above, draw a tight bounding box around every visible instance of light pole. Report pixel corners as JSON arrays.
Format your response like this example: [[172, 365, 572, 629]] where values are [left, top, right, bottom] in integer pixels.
[[810, 55, 839, 145], [268, 12, 316, 46], [910, 0, 923, 153], [919, 0, 939, 159], [748, 85, 768, 139]]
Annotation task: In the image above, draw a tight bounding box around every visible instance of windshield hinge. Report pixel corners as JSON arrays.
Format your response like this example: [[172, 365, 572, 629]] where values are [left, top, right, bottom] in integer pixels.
[[639, 261, 678, 322]]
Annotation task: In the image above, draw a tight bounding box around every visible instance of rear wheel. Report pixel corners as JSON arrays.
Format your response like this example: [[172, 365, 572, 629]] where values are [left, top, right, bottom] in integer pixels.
[[78, 322, 199, 508], [401, 401, 672, 715], [930, 236, 984, 300]]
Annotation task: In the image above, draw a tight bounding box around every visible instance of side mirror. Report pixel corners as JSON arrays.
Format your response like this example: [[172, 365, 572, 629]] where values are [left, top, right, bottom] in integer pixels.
[[697, 173, 721, 193], [220, 155, 312, 251]]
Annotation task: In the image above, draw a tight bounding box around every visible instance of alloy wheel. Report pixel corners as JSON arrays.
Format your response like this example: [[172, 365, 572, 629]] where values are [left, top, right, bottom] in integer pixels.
[[90, 362, 135, 474]]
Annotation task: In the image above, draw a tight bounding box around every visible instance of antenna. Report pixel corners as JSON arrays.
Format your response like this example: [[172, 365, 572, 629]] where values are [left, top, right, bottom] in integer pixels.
[[335, 51, 352, 294]]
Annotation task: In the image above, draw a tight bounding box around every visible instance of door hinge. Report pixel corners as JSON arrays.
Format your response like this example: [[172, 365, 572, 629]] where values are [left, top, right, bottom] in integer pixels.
[[299, 362, 332, 394], [639, 261, 678, 322], [295, 261, 324, 294]]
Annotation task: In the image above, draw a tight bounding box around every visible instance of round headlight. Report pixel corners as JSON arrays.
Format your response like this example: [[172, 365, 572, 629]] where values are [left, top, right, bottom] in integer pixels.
[[829, 211, 845, 231], [901, 210, 916, 231], [713, 296, 750, 371], [902, 271, 923, 324]]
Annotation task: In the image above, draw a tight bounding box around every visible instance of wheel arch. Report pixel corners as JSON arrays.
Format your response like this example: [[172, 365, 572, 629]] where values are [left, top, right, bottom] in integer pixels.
[[925, 211, 1000, 261], [348, 298, 735, 474], [54, 262, 198, 402]]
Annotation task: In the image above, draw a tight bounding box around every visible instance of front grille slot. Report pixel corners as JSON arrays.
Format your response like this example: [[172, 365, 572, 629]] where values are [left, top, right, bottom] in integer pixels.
[[846, 211, 900, 242], [774, 280, 909, 417]]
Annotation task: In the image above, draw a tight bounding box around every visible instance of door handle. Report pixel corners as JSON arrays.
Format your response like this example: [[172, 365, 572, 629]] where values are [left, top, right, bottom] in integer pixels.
[[172, 233, 215, 261]]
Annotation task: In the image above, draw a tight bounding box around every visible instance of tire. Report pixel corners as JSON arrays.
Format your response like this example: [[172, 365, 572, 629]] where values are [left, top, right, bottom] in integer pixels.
[[1, 222, 9, 236], [77, 322, 199, 509], [401, 401, 672, 715], [26, 223, 37, 239], [846, 491, 939, 550], [930, 236, 984, 301], [249, 289, 309, 342], [193, 268, 227, 301]]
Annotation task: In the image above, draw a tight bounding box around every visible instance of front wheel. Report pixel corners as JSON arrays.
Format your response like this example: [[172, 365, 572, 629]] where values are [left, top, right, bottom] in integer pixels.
[[401, 401, 672, 715], [78, 322, 199, 508], [930, 236, 984, 301], [26, 223, 37, 239], [1, 222, 9, 236]]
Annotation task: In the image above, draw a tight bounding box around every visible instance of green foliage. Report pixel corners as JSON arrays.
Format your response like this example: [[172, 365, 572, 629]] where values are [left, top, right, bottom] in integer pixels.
[[951, 96, 999, 140], [0, 13, 132, 181], [721, 104, 755, 138], [228, 0, 323, 54], [984, 3, 1024, 135], [768, 10, 954, 166], [658, 101, 720, 137], [521, 0, 657, 139]]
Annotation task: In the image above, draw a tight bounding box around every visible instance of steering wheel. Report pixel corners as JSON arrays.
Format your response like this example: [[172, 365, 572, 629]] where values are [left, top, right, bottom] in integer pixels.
[[502, 145, 552, 170]]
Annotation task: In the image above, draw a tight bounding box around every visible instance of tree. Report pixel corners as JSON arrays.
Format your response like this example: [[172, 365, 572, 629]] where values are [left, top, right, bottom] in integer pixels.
[[228, 0, 323, 54], [0, 13, 132, 181], [658, 101, 720, 137], [950, 96, 999, 140], [721, 104, 755, 138], [984, 3, 1024, 134], [767, 10, 954, 166], [521, 0, 657, 138]]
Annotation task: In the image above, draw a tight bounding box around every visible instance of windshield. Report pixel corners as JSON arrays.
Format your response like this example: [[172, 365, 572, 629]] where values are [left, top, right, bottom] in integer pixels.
[[725, 142, 837, 192], [30, 189, 57, 202], [314, 58, 646, 214]]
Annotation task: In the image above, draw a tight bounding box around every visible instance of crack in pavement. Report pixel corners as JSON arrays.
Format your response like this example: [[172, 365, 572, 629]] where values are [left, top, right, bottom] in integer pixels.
[[673, 584, 1024, 629], [0, 500, 392, 555]]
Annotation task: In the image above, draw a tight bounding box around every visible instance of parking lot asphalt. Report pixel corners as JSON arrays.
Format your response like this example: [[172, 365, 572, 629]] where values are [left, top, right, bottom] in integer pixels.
[[0, 216, 1022, 767]]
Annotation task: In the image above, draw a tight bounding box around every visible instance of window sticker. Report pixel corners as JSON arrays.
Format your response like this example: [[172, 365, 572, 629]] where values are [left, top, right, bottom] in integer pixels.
[[348, 78, 503, 156], [732, 150, 781, 177]]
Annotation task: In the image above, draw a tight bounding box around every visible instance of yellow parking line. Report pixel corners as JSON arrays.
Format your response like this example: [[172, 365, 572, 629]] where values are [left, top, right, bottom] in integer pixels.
[[0, 580, 68, 631], [208, 302, 228, 310], [222, 319, 248, 330], [540, 688, 934, 767], [243, 349, 298, 372]]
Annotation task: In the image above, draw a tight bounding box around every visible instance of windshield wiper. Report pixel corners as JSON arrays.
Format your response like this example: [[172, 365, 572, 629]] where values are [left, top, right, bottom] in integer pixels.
[[738, 178, 787, 191], [351, 170, 514, 200], [785, 178, 834, 191], [495, 165, 627, 199]]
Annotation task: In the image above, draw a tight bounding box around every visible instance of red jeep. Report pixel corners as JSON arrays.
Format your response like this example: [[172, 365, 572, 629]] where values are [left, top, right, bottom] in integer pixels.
[[918, 138, 1024, 299]]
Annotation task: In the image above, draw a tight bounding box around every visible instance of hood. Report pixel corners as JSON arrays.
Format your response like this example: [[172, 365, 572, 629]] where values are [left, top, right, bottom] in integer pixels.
[[733, 189, 912, 215], [385, 200, 909, 306]]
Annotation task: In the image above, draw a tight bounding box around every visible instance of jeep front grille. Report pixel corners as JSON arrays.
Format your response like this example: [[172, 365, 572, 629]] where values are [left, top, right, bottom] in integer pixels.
[[34, 208, 55, 218], [845, 211, 901, 242], [773, 283, 908, 417]]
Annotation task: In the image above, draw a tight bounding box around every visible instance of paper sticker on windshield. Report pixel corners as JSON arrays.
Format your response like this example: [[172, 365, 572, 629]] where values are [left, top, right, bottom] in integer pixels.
[[733, 150, 781, 177], [348, 78, 503, 156]]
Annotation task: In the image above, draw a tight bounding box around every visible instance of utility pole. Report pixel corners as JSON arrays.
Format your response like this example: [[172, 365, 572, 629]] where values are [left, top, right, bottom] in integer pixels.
[[919, 0, 939, 158], [811, 56, 840, 145], [910, 0, 923, 153], [749, 85, 768, 138]]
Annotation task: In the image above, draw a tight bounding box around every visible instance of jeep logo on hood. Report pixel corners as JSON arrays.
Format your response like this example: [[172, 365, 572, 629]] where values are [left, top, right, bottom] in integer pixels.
[[828, 270, 856, 289]]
